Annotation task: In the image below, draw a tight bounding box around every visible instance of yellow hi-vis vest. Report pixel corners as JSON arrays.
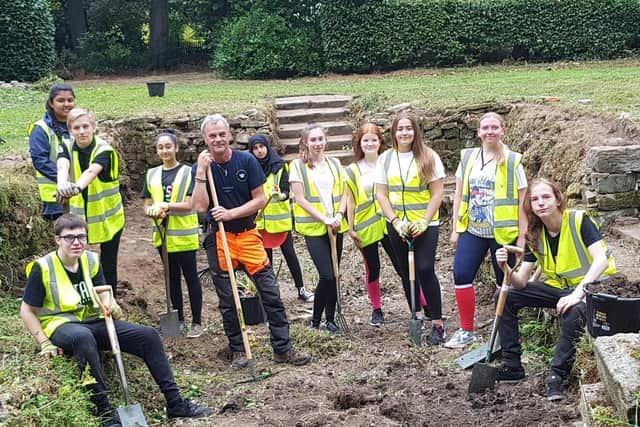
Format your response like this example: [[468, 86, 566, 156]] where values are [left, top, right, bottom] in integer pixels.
[[382, 150, 439, 223], [27, 120, 70, 203], [68, 138, 125, 244], [291, 157, 348, 237], [532, 210, 616, 289], [146, 164, 199, 252], [344, 162, 385, 247], [456, 147, 522, 244], [27, 250, 102, 338], [257, 166, 293, 233]]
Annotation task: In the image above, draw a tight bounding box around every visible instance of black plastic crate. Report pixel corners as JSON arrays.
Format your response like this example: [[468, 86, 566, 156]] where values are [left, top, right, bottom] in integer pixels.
[[585, 287, 640, 337]]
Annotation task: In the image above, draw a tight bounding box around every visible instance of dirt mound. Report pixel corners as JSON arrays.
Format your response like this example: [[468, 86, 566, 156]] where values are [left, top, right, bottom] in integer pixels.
[[586, 274, 640, 298]]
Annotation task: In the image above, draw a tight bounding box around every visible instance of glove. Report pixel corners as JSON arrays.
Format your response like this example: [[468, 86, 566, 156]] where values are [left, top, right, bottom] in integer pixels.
[[269, 190, 286, 201], [392, 218, 409, 239], [409, 219, 429, 236], [323, 216, 335, 225], [146, 202, 169, 218], [110, 301, 123, 320], [39, 339, 59, 358], [56, 182, 80, 198]]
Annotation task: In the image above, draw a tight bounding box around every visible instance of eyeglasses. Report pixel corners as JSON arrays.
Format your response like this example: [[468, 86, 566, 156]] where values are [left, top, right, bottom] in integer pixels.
[[58, 234, 88, 243]]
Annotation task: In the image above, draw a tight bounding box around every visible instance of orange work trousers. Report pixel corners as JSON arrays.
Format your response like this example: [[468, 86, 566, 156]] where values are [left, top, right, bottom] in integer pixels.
[[216, 228, 269, 276]]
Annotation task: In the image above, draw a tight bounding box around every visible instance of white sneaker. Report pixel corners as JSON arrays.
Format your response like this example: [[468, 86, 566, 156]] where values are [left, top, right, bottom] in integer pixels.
[[444, 328, 476, 349], [186, 324, 204, 338]]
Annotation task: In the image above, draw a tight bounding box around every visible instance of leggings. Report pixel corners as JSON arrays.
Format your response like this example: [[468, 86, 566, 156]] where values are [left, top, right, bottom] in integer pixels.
[[157, 248, 203, 325], [265, 232, 305, 289], [100, 227, 122, 293], [305, 233, 343, 325], [386, 223, 442, 320], [360, 234, 405, 310]]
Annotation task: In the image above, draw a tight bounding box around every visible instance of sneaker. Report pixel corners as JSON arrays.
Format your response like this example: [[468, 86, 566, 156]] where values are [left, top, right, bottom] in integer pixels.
[[186, 324, 204, 339], [324, 321, 344, 334], [298, 287, 314, 302], [273, 349, 312, 365], [545, 373, 566, 401], [496, 364, 526, 383], [230, 351, 249, 369], [423, 306, 431, 321], [426, 324, 446, 346], [308, 320, 321, 330], [444, 328, 476, 349], [167, 398, 213, 419], [100, 409, 121, 427], [369, 309, 384, 327]]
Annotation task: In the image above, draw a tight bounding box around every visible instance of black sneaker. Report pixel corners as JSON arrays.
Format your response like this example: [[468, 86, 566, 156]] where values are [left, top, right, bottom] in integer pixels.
[[426, 324, 446, 346], [308, 320, 320, 330], [369, 309, 384, 326], [324, 321, 344, 334], [496, 364, 526, 383], [100, 410, 121, 427], [167, 398, 213, 419], [423, 305, 431, 321], [545, 374, 566, 401]]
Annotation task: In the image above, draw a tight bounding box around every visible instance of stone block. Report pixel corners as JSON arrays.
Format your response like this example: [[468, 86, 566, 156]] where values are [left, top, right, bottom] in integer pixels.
[[593, 208, 638, 227], [593, 333, 640, 424], [591, 173, 637, 194], [240, 120, 268, 128], [440, 122, 458, 130], [587, 146, 640, 173], [579, 382, 613, 427], [387, 102, 412, 113], [566, 182, 583, 199], [583, 190, 598, 208], [596, 191, 640, 211]]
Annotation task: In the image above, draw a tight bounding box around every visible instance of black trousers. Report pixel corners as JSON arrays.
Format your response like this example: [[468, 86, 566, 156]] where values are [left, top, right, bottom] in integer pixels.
[[50, 320, 180, 409], [156, 248, 203, 324], [100, 228, 122, 293], [360, 234, 403, 283], [265, 232, 305, 289], [386, 223, 442, 320], [497, 281, 585, 379], [203, 231, 291, 354], [304, 233, 344, 325]]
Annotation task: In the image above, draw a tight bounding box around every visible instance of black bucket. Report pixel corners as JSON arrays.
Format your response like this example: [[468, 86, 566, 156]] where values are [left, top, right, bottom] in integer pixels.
[[585, 282, 640, 337], [240, 295, 266, 325], [146, 81, 165, 97]]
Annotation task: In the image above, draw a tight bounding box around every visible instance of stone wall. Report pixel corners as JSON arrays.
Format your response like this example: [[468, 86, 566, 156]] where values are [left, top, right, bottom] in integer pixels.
[[98, 108, 272, 192]]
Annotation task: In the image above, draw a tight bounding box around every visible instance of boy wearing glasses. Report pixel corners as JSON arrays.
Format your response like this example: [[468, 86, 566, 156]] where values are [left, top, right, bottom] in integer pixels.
[[20, 214, 211, 426]]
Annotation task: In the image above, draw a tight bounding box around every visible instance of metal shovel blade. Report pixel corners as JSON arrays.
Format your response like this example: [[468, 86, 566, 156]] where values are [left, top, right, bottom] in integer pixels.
[[455, 335, 502, 369], [117, 404, 148, 427], [408, 319, 422, 346], [468, 362, 498, 394], [159, 310, 181, 337]]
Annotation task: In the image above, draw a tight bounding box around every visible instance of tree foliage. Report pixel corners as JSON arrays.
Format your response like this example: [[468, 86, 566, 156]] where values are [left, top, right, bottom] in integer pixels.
[[0, 0, 55, 81]]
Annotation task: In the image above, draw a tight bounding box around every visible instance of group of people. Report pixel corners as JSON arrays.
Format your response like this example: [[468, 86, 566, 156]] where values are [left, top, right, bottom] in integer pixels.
[[21, 83, 616, 426]]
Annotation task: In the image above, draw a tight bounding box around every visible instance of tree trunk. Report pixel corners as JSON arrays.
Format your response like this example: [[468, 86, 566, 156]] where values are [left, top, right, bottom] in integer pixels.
[[150, 0, 169, 70], [64, 0, 87, 50]]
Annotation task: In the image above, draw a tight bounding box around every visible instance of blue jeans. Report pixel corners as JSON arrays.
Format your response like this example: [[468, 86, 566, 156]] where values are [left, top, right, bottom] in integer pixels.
[[452, 231, 516, 286]]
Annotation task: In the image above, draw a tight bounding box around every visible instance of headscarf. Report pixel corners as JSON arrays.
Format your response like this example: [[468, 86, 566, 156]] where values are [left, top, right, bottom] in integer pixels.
[[248, 133, 284, 177]]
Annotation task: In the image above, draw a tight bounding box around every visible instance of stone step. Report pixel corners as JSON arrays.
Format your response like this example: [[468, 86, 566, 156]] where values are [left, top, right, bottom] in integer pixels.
[[579, 382, 615, 427], [593, 333, 640, 424], [278, 134, 353, 154], [274, 95, 354, 111], [282, 149, 353, 166], [276, 107, 351, 125], [277, 120, 354, 140]]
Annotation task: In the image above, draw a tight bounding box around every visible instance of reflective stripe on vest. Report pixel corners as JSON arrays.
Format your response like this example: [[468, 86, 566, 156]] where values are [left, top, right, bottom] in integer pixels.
[[382, 150, 438, 223], [456, 147, 521, 244], [28, 251, 102, 338], [68, 138, 125, 244], [344, 163, 385, 247], [147, 164, 199, 252], [257, 167, 293, 233], [291, 157, 348, 236], [28, 120, 69, 202], [533, 210, 616, 289]]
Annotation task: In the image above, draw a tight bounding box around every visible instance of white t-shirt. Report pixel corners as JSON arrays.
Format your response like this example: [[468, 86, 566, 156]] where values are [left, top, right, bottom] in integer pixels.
[[455, 154, 527, 238], [289, 159, 337, 216], [375, 149, 446, 225], [356, 159, 376, 195]]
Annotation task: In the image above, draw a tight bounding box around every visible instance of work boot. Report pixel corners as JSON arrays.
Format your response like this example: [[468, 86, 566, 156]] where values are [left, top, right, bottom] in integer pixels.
[[273, 349, 311, 365], [324, 321, 344, 334], [369, 308, 384, 326], [545, 373, 566, 401], [297, 287, 314, 302], [166, 398, 213, 419], [496, 364, 526, 383], [426, 324, 446, 346], [230, 351, 249, 369], [98, 407, 121, 427]]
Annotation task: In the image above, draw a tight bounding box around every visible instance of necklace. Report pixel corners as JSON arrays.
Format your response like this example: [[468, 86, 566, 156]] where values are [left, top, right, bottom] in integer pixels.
[[480, 150, 494, 170]]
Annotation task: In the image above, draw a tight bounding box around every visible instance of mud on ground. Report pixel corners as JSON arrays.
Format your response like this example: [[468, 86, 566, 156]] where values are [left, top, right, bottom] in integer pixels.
[[110, 200, 636, 426]]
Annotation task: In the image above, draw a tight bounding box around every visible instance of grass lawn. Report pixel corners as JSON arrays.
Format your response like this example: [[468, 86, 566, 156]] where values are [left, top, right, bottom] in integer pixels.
[[2, 58, 640, 154]]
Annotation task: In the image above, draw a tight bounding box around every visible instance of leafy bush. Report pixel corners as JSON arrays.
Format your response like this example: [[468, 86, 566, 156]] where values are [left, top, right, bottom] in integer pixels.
[[319, 0, 640, 73], [212, 8, 323, 79], [0, 0, 55, 82]]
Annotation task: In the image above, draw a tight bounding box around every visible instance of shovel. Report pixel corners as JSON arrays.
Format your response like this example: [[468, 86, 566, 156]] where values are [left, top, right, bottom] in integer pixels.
[[94, 286, 148, 427], [407, 238, 422, 346], [153, 218, 181, 337], [468, 245, 523, 394], [327, 226, 350, 335]]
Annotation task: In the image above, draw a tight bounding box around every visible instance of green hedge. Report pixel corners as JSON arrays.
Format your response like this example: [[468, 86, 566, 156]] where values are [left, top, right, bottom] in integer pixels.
[[319, 0, 640, 73], [0, 0, 55, 82]]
